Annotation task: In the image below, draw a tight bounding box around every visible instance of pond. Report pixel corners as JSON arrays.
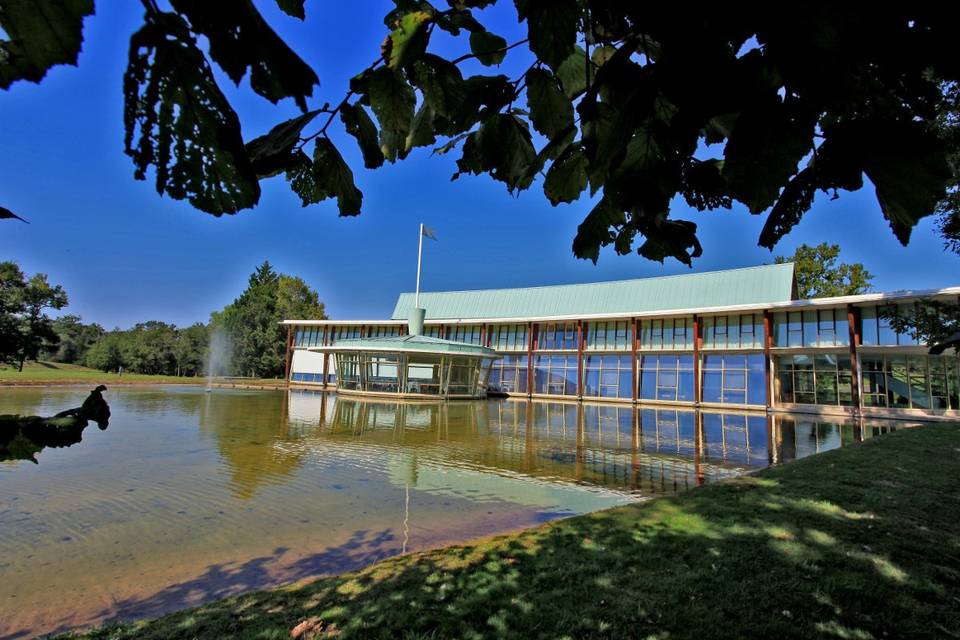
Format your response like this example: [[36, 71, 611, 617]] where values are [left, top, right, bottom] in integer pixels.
[[0, 386, 905, 638]]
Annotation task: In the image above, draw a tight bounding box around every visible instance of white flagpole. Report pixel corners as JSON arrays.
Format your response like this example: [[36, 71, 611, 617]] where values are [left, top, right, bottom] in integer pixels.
[[415, 222, 424, 307]]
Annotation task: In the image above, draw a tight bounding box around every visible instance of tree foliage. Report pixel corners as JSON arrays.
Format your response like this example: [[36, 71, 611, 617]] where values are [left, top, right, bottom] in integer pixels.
[[2, 3, 958, 265], [40, 314, 103, 363], [0, 261, 68, 370], [775, 243, 873, 300], [885, 301, 960, 349], [210, 261, 325, 378]]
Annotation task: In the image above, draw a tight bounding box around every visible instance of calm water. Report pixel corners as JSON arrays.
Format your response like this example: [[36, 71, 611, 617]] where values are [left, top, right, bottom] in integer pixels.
[[0, 386, 903, 638]]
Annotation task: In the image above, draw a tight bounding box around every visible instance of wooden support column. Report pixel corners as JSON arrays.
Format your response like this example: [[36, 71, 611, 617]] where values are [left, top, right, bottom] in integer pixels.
[[480, 323, 487, 348], [527, 322, 535, 397], [576, 320, 584, 399], [693, 315, 702, 404], [360, 324, 366, 338], [847, 305, 862, 414], [631, 318, 639, 403], [763, 310, 773, 409], [283, 325, 294, 383], [322, 325, 330, 389]]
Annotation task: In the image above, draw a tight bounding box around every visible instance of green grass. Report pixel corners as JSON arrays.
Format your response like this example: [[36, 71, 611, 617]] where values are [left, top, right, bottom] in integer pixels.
[[57, 423, 960, 639], [0, 361, 285, 386]]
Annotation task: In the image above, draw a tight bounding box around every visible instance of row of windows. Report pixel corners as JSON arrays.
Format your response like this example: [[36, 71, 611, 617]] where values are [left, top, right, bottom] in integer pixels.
[[292, 303, 933, 351], [777, 354, 854, 407], [861, 355, 959, 409], [290, 372, 335, 384]]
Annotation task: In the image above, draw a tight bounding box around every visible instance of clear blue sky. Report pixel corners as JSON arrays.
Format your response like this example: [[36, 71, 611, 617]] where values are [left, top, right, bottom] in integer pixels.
[[1, 2, 956, 329]]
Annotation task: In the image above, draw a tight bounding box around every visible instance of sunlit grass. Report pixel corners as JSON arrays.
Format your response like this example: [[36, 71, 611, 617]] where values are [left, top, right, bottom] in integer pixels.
[[58, 423, 960, 640], [0, 361, 284, 386]]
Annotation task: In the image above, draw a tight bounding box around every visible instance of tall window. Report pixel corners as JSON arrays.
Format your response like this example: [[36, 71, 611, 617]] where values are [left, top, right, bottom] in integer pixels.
[[537, 323, 578, 350], [702, 314, 763, 349], [488, 355, 528, 393], [586, 321, 630, 351], [638, 355, 695, 402], [583, 355, 633, 398], [861, 354, 959, 409], [329, 326, 361, 344], [772, 309, 849, 347], [638, 318, 692, 350], [367, 325, 401, 338], [489, 324, 528, 351], [860, 305, 920, 346], [702, 354, 766, 405], [532, 354, 579, 395], [447, 325, 483, 345], [777, 354, 853, 406]]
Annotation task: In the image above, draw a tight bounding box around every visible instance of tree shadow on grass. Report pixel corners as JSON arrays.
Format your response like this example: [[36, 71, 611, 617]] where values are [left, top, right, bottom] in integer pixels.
[[64, 425, 960, 639]]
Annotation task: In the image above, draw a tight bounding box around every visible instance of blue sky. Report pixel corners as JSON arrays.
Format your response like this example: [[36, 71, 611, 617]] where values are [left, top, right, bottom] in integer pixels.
[[1, 1, 956, 329]]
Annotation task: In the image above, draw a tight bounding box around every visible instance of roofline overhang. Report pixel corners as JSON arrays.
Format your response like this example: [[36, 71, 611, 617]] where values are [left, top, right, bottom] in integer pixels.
[[282, 286, 960, 327], [306, 345, 497, 357]]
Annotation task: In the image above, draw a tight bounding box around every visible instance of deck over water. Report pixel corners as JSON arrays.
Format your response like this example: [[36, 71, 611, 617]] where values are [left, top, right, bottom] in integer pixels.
[[0, 386, 907, 638]]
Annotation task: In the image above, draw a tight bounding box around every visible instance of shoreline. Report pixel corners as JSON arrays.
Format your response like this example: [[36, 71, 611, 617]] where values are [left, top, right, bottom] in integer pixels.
[[51, 422, 960, 640]]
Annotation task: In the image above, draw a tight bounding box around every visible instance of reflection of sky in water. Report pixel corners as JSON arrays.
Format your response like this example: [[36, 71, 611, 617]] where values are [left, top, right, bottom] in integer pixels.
[[0, 387, 911, 638]]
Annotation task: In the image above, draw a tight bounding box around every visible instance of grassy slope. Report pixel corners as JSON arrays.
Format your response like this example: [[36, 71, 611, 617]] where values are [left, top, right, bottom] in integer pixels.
[[60, 424, 960, 639], [0, 362, 284, 386]]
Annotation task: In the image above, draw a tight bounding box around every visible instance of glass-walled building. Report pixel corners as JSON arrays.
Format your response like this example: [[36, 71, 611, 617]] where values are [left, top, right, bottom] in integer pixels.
[[284, 263, 960, 419]]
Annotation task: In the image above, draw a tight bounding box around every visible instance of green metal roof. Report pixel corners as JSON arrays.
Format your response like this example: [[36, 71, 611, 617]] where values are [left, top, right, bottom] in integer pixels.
[[312, 334, 497, 356], [391, 263, 796, 321]]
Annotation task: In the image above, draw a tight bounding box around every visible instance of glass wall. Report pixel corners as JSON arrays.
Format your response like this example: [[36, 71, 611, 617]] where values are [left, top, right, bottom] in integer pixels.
[[328, 325, 362, 344], [586, 321, 630, 351], [702, 314, 763, 349], [367, 325, 402, 338], [638, 317, 693, 350], [702, 354, 766, 405], [777, 354, 853, 406], [861, 354, 960, 409], [489, 324, 528, 351], [537, 323, 578, 350], [638, 355, 695, 402], [860, 305, 920, 346], [532, 354, 579, 395], [772, 309, 849, 348], [447, 325, 483, 345], [333, 352, 488, 397], [583, 355, 633, 399], [293, 326, 324, 348], [488, 355, 528, 393]]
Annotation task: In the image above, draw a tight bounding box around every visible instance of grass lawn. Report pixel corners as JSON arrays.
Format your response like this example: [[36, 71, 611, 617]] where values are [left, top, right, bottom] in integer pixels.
[[58, 423, 960, 639], [0, 361, 285, 387]]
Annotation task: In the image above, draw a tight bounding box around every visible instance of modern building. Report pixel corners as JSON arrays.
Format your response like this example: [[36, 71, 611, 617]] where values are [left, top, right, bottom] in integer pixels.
[[283, 263, 960, 420]]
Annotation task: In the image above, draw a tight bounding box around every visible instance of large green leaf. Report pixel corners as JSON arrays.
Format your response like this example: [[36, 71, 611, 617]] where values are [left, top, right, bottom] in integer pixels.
[[123, 15, 259, 215], [404, 104, 436, 155], [411, 54, 466, 119], [340, 103, 385, 169], [555, 46, 587, 99], [168, 0, 318, 111], [572, 197, 624, 263], [722, 97, 816, 213], [364, 67, 416, 162], [543, 146, 587, 205], [525, 67, 573, 139], [384, 11, 432, 70], [469, 30, 507, 66], [454, 114, 536, 192], [0, 0, 93, 89], [514, 0, 579, 70], [246, 110, 320, 178], [286, 138, 362, 216]]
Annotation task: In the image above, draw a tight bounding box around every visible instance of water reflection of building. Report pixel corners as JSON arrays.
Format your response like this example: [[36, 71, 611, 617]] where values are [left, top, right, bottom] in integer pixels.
[[284, 263, 960, 420], [287, 391, 899, 498]]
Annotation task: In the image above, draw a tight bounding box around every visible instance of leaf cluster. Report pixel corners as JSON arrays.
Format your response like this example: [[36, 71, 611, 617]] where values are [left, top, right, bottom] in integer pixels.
[[3, 2, 960, 265]]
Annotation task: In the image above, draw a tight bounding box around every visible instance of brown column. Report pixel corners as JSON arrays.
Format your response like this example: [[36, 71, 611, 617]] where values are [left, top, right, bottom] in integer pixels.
[[847, 305, 862, 414], [360, 325, 366, 338], [631, 318, 639, 403], [763, 310, 773, 408], [283, 325, 294, 382], [480, 323, 487, 347], [577, 320, 584, 398], [322, 325, 330, 389], [527, 322, 535, 397], [692, 315, 701, 404]]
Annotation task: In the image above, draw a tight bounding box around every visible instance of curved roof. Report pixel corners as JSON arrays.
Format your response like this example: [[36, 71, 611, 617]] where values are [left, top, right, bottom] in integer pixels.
[[310, 334, 497, 357], [391, 263, 796, 321]]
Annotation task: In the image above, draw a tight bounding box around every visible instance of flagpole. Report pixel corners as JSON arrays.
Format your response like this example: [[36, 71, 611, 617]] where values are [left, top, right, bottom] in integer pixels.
[[415, 222, 424, 308]]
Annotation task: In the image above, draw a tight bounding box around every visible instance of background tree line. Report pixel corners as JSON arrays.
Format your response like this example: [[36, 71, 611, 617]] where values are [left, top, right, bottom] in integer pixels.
[[0, 260, 325, 378]]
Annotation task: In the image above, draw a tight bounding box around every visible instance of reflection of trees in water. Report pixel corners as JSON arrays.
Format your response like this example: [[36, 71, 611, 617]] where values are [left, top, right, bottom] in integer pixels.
[[196, 390, 308, 499]]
